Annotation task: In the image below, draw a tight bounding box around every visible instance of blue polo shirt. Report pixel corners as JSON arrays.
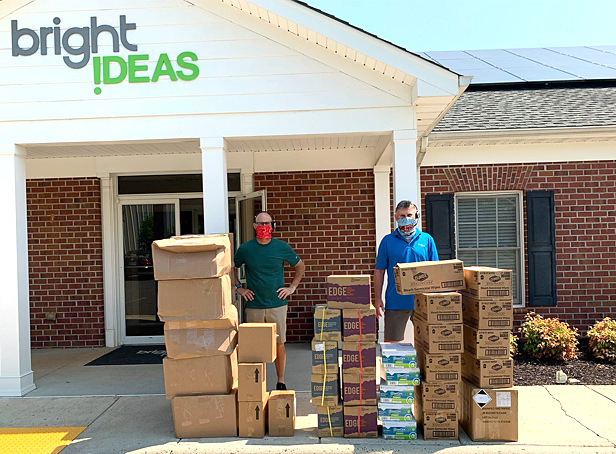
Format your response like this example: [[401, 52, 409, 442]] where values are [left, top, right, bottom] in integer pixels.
[[375, 229, 439, 310]]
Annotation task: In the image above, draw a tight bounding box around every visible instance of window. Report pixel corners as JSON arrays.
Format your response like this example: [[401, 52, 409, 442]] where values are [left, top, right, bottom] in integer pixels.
[[455, 193, 523, 305]]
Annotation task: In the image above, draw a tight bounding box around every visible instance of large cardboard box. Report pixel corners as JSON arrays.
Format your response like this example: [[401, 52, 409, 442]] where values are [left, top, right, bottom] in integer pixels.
[[343, 405, 378, 438], [414, 292, 462, 324], [341, 342, 377, 375], [238, 323, 277, 363], [238, 363, 267, 402], [311, 340, 339, 375], [419, 382, 459, 412], [460, 380, 518, 441], [414, 319, 463, 354], [317, 405, 344, 437], [313, 305, 341, 341], [269, 390, 296, 436], [152, 234, 231, 281], [163, 348, 237, 398], [311, 373, 339, 406], [164, 319, 238, 360], [462, 294, 513, 330], [417, 349, 461, 383], [462, 352, 514, 388], [342, 373, 377, 406], [420, 411, 459, 440], [238, 393, 269, 438], [342, 308, 377, 342], [463, 325, 510, 359], [464, 267, 512, 300], [394, 260, 465, 295], [157, 275, 234, 322], [326, 275, 371, 309], [171, 391, 237, 438]]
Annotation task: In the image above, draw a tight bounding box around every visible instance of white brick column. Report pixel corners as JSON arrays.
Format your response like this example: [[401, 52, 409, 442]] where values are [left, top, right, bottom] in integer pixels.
[[200, 138, 230, 234], [392, 129, 419, 206], [0, 144, 35, 396]]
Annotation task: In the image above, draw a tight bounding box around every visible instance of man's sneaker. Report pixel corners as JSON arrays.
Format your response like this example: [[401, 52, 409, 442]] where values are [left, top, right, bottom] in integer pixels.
[[276, 382, 287, 391]]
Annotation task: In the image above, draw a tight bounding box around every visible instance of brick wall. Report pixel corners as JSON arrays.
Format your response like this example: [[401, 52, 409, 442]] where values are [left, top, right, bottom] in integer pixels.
[[254, 169, 376, 342], [27, 178, 105, 348], [420, 160, 616, 334]]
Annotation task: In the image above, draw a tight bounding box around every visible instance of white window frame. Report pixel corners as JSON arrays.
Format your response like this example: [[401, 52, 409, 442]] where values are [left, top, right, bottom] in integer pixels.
[[454, 190, 525, 307]]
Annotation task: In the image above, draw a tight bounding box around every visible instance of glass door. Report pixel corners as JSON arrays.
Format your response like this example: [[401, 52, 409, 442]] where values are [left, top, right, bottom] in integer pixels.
[[120, 201, 178, 343]]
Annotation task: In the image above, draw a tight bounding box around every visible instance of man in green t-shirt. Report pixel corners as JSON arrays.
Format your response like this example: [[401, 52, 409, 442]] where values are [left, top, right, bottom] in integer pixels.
[[233, 210, 305, 391]]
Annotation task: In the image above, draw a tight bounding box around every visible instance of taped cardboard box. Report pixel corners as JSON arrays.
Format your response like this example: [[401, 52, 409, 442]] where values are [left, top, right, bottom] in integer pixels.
[[269, 390, 296, 436], [414, 318, 463, 354], [460, 380, 518, 442], [152, 234, 231, 281], [238, 323, 277, 363], [311, 373, 339, 407], [171, 391, 237, 438], [326, 275, 371, 309], [343, 405, 378, 438], [342, 372, 377, 406], [464, 266, 512, 300], [317, 405, 344, 437], [342, 308, 376, 342], [163, 347, 237, 398], [394, 260, 465, 295], [419, 382, 459, 412], [463, 325, 510, 359], [414, 292, 462, 324], [157, 275, 234, 322], [238, 393, 269, 438], [415, 398, 458, 440], [417, 349, 461, 383], [238, 363, 266, 402], [164, 318, 238, 360], [462, 294, 513, 330], [312, 339, 339, 375], [461, 352, 514, 388], [313, 305, 341, 341], [341, 342, 376, 375]]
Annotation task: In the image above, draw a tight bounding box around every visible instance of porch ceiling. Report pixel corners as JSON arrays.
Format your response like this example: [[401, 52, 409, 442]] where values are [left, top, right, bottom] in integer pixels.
[[24, 134, 391, 159]]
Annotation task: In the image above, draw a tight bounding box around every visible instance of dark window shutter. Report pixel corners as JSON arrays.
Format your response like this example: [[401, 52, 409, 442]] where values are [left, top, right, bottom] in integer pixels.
[[526, 190, 557, 306], [425, 194, 454, 260]]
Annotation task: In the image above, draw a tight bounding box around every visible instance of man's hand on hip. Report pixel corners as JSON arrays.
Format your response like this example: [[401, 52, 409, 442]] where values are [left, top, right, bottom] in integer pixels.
[[277, 285, 296, 300], [237, 288, 255, 301]]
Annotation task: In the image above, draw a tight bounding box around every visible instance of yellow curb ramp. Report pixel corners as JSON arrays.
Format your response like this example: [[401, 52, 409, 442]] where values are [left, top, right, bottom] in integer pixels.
[[0, 427, 86, 454]]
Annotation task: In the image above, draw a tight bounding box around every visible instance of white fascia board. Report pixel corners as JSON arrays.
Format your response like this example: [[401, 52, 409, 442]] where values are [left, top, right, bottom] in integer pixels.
[[0, 0, 31, 20]]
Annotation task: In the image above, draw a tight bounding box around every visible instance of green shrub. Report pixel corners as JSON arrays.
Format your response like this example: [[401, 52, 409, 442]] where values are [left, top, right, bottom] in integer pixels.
[[510, 332, 519, 356], [588, 318, 616, 363], [519, 312, 578, 361]]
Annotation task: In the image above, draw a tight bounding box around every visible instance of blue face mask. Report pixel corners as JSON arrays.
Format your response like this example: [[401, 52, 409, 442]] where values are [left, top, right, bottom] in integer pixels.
[[396, 217, 418, 238]]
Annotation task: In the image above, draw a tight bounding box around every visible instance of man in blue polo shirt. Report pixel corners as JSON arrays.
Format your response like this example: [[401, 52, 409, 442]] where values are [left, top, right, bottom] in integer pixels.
[[374, 200, 439, 342]]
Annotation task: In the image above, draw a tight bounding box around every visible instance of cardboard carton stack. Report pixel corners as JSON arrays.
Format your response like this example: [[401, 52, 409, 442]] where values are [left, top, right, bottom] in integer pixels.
[[460, 267, 518, 442], [323, 275, 378, 438], [154, 234, 239, 438], [379, 343, 419, 440]]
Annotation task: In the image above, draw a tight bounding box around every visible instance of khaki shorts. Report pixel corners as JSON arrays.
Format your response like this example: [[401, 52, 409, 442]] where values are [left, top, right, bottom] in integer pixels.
[[245, 305, 288, 344], [384, 309, 414, 342]]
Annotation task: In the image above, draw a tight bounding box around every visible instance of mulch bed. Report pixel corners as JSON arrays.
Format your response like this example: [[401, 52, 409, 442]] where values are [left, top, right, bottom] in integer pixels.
[[513, 338, 616, 386]]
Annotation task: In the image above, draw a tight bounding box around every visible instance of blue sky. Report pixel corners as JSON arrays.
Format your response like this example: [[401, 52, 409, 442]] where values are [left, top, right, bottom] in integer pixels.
[[304, 0, 616, 52]]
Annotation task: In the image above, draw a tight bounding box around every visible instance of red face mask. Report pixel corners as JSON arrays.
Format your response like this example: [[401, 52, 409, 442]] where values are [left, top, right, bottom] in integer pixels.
[[255, 224, 273, 239]]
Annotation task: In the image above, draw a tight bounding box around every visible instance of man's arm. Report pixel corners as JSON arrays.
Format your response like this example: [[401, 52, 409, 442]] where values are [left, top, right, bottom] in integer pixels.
[[232, 266, 254, 301], [374, 268, 386, 318], [277, 259, 306, 299]]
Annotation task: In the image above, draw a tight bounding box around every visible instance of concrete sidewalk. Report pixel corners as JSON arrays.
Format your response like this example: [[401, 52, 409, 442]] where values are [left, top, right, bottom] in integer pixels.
[[1, 346, 615, 453]]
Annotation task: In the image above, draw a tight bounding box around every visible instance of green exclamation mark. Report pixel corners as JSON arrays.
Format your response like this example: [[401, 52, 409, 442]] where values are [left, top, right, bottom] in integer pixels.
[[93, 56, 102, 95]]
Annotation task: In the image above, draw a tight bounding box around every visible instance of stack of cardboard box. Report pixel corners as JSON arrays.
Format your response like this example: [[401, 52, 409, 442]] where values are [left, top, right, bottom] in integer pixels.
[[312, 275, 378, 438], [394, 259, 467, 441], [154, 234, 239, 438], [460, 267, 518, 442], [379, 343, 419, 440]]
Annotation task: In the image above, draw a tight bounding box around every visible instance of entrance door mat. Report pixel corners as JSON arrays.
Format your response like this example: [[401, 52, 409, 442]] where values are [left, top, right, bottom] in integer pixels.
[[85, 345, 166, 366], [0, 426, 86, 454]]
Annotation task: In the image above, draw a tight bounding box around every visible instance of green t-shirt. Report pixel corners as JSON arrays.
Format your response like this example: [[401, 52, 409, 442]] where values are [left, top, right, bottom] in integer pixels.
[[234, 238, 301, 309]]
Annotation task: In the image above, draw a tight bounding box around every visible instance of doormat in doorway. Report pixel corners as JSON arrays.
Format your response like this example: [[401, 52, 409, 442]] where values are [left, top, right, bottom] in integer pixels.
[[85, 345, 167, 366]]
